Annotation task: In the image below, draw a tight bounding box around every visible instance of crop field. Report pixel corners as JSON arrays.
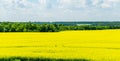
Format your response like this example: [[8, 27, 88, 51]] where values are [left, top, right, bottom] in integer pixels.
[[0, 30, 120, 61]]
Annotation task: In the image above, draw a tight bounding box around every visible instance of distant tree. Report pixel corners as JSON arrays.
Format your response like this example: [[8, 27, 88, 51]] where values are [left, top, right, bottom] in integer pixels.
[[0, 22, 119, 32], [40, 24, 49, 32], [0, 25, 3, 32]]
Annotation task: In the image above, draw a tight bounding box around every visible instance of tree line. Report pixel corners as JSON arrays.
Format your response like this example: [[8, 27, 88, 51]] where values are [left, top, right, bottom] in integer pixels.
[[0, 22, 120, 32]]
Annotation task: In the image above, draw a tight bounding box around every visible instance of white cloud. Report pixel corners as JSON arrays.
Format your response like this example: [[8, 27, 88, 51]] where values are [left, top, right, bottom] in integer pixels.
[[59, 0, 87, 9], [1, 0, 120, 10], [97, 0, 120, 8], [39, 0, 47, 8], [0, 0, 120, 22]]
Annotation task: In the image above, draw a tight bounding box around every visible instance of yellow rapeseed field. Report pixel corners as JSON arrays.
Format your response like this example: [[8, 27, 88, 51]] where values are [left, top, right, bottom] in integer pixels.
[[0, 30, 120, 60]]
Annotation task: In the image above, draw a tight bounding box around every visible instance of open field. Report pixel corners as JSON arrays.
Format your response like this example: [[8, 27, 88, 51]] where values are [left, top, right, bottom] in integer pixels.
[[0, 30, 120, 61]]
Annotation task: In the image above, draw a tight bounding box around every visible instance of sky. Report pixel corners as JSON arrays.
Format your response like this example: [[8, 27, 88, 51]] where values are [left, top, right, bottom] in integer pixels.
[[0, 0, 120, 22]]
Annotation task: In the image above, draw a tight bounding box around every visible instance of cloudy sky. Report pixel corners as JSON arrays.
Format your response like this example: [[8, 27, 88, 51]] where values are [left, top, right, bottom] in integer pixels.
[[0, 0, 120, 22]]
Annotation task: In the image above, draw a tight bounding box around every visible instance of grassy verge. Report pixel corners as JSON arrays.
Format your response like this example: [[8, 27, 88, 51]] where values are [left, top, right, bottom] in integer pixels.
[[0, 57, 91, 61]]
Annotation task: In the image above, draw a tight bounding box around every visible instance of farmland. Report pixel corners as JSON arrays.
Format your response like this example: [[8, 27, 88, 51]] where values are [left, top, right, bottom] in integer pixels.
[[0, 30, 120, 61]]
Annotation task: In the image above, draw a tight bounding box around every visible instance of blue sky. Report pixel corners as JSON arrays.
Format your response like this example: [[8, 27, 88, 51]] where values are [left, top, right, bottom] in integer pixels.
[[0, 0, 120, 22]]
